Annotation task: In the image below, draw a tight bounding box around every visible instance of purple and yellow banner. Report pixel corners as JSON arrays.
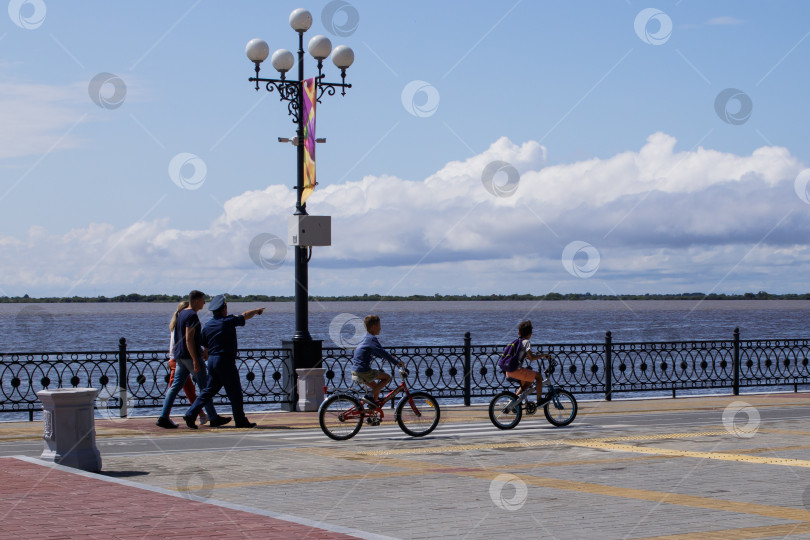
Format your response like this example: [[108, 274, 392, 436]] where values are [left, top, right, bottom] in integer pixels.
[[302, 77, 317, 204]]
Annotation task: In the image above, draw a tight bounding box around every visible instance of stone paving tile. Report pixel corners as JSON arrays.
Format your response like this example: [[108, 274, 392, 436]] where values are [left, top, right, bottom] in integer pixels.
[[104, 445, 801, 540], [9, 393, 810, 538], [0, 457, 361, 539]]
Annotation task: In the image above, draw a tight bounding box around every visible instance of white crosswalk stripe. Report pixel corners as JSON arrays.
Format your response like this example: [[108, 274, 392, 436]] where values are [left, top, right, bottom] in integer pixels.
[[254, 420, 560, 442]]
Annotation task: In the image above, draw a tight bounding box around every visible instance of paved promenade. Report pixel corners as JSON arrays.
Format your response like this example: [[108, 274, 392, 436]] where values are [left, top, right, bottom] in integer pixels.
[[2, 393, 810, 539]]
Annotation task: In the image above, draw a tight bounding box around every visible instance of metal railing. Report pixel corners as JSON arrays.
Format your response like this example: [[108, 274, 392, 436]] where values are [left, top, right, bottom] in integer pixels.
[[0, 338, 293, 420], [2, 329, 809, 419]]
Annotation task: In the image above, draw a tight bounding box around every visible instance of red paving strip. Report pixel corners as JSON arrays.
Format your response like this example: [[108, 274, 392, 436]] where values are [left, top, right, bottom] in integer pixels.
[[0, 457, 359, 539]]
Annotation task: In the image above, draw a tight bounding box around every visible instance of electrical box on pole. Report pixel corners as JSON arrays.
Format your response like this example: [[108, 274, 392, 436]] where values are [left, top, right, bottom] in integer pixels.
[[288, 215, 331, 246]]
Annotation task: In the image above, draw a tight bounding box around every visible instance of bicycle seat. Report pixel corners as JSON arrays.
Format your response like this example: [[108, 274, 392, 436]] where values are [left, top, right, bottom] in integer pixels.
[[506, 377, 522, 384]]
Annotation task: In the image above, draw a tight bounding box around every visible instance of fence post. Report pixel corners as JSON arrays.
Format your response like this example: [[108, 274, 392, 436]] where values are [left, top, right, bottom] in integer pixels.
[[280, 342, 298, 412], [463, 332, 472, 407], [118, 337, 128, 418], [733, 327, 740, 396], [605, 331, 612, 401]]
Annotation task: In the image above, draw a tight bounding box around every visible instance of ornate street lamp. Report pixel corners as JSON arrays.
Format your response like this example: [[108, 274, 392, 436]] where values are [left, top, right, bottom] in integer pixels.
[[245, 8, 353, 377]]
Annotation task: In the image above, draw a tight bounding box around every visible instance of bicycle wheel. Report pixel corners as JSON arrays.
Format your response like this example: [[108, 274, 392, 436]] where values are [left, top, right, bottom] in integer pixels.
[[543, 389, 577, 427], [395, 391, 440, 437], [319, 394, 364, 440], [489, 391, 522, 430]]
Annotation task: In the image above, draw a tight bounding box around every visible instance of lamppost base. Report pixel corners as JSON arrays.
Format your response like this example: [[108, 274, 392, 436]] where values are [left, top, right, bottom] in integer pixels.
[[282, 339, 322, 369], [281, 339, 323, 412]]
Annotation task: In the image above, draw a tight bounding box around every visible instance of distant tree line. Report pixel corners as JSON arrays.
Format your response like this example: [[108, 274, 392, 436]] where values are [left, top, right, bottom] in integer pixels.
[[2, 291, 810, 303]]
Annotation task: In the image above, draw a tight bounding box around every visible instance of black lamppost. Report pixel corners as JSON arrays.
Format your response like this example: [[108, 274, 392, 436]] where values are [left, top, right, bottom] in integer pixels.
[[245, 8, 353, 371]]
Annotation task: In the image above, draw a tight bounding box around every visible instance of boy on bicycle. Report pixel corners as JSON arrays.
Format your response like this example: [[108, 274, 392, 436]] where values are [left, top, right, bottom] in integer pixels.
[[506, 320, 553, 407], [351, 314, 404, 407]]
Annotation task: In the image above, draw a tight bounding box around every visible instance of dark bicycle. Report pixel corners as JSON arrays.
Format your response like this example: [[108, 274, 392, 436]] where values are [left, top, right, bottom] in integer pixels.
[[489, 358, 578, 429]]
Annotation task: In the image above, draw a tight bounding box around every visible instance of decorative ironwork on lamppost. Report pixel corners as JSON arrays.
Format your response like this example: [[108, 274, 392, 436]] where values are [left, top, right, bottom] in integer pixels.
[[245, 8, 354, 371]]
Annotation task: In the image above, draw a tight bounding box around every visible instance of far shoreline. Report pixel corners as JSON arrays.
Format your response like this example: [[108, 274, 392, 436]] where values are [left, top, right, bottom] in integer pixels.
[[3, 291, 810, 303]]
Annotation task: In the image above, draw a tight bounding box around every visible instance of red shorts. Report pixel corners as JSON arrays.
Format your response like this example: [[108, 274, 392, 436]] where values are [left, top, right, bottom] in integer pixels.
[[505, 367, 537, 383]]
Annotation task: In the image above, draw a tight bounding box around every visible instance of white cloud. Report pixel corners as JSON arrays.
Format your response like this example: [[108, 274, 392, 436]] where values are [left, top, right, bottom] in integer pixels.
[[0, 134, 808, 296]]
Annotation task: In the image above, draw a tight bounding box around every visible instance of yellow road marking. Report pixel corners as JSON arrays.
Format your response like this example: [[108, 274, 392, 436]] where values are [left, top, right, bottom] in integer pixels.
[[168, 442, 810, 524], [352, 428, 810, 468], [174, 454, 672, 491], [338, 449, 810, 524], [457, 471, 810, 523], [358, 430, 731, 456], [758, 427, 810, 437], [733, 444, 810, 454], [566, 441, 810, 468]]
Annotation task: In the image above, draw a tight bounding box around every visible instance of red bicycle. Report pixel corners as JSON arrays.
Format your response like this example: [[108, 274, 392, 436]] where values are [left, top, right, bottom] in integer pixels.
[[318, 367, 441, 440]]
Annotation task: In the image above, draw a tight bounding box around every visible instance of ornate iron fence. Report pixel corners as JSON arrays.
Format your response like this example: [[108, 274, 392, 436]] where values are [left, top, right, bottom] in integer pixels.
[[0, 351, 120, 419], [2, 329, 810, 420], [0, 338, 293, 420]]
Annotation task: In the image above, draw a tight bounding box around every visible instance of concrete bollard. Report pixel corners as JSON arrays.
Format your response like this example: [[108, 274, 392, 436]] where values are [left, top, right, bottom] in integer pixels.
[[296, 368, 326, 412], [37, 388, 102, 472]]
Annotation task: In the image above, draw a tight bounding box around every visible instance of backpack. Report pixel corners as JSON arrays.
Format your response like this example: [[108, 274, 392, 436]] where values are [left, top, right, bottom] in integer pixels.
[[497, 338, 524, 373]]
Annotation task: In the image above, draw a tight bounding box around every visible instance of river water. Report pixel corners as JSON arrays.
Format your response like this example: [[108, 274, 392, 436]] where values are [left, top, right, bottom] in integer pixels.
[[2, 300, 809, 421], [2, 300, 809, 352]]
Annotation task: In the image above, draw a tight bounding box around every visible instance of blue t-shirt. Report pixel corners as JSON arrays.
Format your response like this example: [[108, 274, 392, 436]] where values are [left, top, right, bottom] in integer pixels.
[[172, 309, 202, 360], [351, 334, 397, 372], [201, 314, 246, 359]]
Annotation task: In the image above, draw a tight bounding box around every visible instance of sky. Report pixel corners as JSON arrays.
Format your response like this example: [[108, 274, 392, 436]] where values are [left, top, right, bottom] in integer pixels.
[[1, 0, 810, 298]]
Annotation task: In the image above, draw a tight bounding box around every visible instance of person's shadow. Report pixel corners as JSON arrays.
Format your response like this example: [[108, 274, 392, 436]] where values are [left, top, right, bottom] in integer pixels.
[[100, 470, 150, 478]]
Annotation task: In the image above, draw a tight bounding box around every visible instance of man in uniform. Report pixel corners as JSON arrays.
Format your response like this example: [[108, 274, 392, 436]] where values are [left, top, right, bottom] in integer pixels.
[[183, 295, 265, 429], [157, 290, 230, 429]]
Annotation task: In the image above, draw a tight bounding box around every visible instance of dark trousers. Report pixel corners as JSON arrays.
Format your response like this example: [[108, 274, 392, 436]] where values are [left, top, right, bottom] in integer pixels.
[[186, 355, 246, 423]]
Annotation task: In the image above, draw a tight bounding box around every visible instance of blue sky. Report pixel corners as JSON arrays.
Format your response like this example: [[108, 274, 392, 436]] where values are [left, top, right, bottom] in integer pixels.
[[1, 0, 810, 297]]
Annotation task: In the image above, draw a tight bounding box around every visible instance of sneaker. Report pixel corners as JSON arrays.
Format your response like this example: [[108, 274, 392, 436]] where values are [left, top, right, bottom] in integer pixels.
[[235, 420, 257, 429], [537, 395, 553, 407], [209, 415, 232, 428], [182, 415, 198, 430], [156, 416, 178, 429], [362, 395, 379, 408], [198, 411, 209, 425]]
